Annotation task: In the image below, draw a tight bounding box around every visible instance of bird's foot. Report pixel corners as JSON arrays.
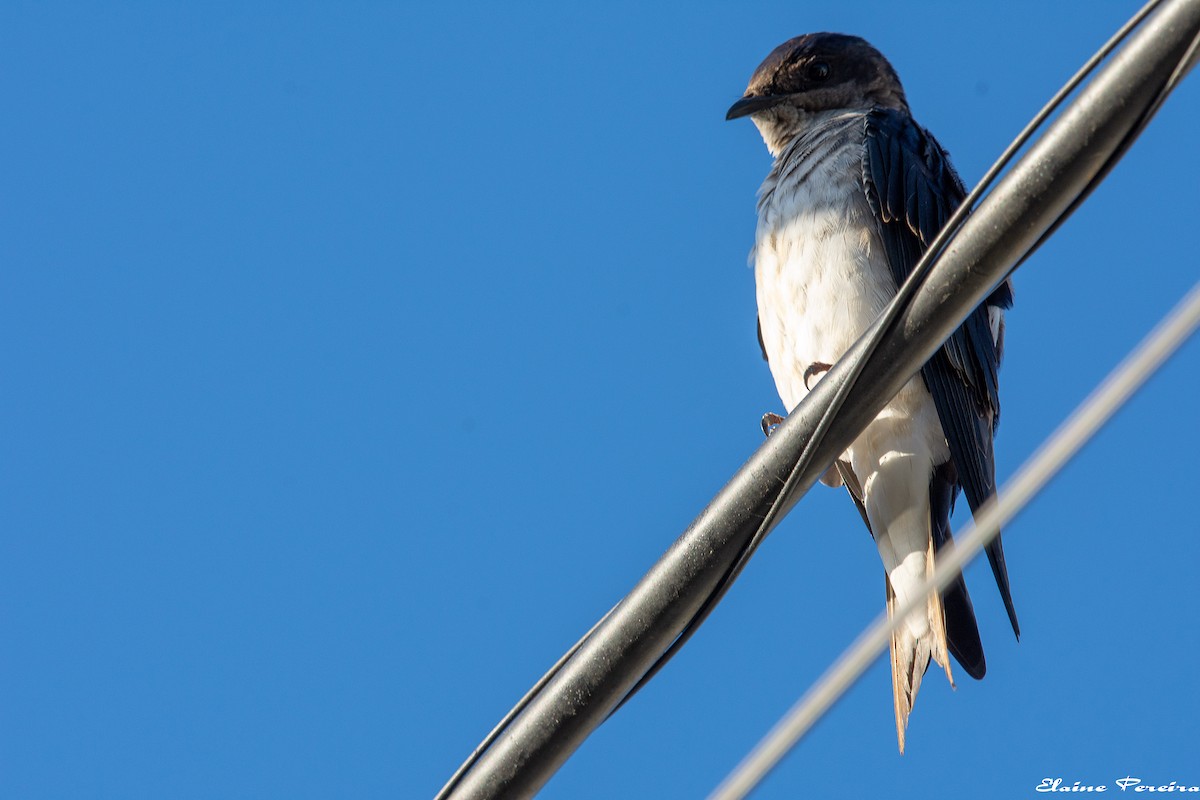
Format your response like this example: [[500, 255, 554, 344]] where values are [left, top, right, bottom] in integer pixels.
[[803, 361, 833, 391], [760, 412, 785, 437]]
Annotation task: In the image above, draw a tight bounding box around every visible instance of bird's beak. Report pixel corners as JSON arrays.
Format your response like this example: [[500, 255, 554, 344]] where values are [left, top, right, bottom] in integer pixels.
[[725, 93, 785, 120]]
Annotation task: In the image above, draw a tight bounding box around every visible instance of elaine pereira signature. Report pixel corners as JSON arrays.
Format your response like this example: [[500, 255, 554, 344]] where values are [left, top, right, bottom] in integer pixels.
[[1037, 777, 1199, 793]]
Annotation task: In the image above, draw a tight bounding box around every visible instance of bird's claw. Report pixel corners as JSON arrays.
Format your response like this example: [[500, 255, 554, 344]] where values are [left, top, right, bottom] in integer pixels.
[[761, 412, 785, 437], [803, 361, 833, 391]]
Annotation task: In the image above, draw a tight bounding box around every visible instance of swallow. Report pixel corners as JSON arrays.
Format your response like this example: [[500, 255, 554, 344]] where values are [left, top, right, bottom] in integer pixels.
[[727, 32, 1019, 752]]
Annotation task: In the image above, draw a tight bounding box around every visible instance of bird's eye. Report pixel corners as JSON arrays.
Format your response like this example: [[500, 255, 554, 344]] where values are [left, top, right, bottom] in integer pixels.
[[807, 61, 831, 81]]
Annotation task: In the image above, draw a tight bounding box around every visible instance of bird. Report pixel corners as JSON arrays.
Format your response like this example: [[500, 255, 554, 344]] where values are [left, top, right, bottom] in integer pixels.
[[726, 32, 1019, 752]]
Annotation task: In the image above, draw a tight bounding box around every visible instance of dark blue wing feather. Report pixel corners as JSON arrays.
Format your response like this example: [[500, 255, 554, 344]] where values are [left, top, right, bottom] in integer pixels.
[[861, 108, 1020, 639]]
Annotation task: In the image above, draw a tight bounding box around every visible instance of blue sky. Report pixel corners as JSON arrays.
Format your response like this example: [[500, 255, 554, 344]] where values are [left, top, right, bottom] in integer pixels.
[[3, 2, 1198, 798]]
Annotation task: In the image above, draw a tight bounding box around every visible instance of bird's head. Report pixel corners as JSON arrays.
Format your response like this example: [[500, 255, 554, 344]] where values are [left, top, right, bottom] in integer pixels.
[[726, 33, 908, 155]]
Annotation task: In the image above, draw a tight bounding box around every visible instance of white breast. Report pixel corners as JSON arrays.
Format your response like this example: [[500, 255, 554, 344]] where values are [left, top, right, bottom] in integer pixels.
[[752, 113, 949, 473], [754, 131, 892, 412]]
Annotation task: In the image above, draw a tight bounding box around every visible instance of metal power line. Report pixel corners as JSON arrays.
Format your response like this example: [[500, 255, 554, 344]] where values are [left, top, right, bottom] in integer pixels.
[[437, 1, 1200, 797]]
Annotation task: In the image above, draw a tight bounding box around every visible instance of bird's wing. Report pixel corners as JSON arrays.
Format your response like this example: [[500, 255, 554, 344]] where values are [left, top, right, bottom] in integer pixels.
[[861, 108, 1019, 638]]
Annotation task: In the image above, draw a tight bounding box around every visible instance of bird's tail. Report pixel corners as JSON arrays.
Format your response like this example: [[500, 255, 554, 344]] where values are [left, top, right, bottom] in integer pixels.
[[885, 535, 953, 754]]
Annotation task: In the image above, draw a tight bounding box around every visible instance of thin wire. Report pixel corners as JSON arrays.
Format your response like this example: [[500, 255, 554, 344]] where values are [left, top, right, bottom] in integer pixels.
[[710, 280, 1200, 800]]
